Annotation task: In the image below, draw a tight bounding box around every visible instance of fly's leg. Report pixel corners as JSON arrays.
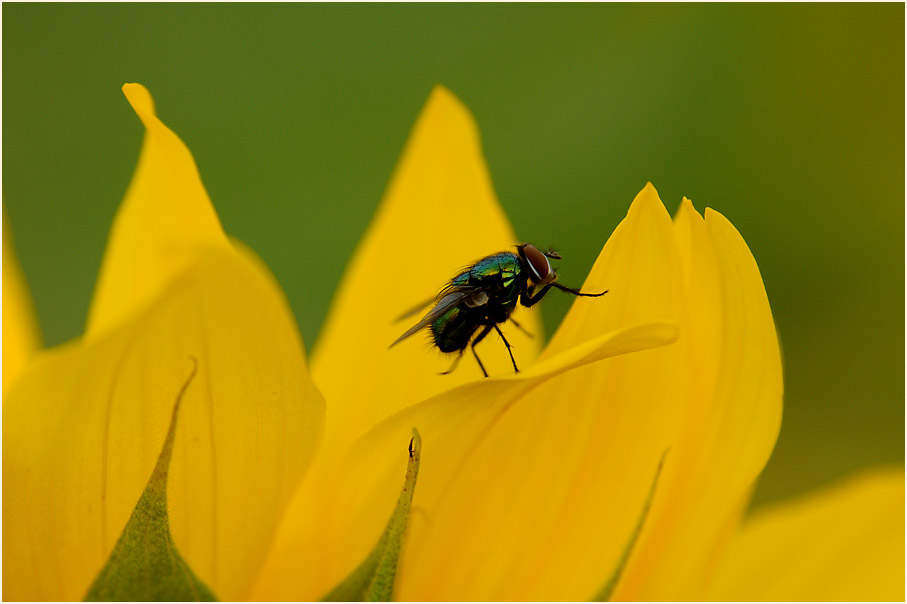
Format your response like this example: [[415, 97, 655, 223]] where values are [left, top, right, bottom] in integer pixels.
[[550, 282, 608, 297], [521, 283, 553, 307], [508, 316, 533, 338], [493, 324, 519, 373], [520, 282, 608, 307], [440, 350, 464, 375], [470, 325, 493, 378]]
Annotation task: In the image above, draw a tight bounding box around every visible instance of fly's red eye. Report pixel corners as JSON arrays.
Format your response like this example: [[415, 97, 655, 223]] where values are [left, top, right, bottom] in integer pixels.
[[523, 244, 551, 283]]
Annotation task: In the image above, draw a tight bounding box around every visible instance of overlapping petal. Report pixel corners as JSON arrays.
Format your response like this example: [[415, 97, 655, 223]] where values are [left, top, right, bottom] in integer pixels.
[[705, 469, 905, 601], [2, 85, 324, 601], [2, 212, 42, 392], [607, 200, 783, 600]]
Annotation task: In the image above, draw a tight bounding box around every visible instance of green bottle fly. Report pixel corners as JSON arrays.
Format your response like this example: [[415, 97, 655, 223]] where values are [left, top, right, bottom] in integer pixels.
[[391, 244, 607, 377]]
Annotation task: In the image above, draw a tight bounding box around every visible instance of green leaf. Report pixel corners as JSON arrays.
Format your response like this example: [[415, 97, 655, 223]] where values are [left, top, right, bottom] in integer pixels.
[[321, 429, 423, 602], [591, 450, 669, 602], [85, 359, 217, 602]]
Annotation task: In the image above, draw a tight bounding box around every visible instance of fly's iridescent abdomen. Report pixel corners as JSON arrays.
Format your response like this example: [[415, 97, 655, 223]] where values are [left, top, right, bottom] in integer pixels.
[[430, 305, 478, 352]]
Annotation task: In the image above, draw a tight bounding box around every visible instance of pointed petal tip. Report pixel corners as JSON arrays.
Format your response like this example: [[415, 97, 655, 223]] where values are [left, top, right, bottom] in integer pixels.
[[122, 83, 156, 118], [428, 83, 455, 99], [638, 182, 662, 202], [426, 84, 463, 110], [703, 206, 724, 222], [627, 181, 667, 219], [420, 84, 477, 136], [703, 207, 741, 237], [675, 197, 703, 222]]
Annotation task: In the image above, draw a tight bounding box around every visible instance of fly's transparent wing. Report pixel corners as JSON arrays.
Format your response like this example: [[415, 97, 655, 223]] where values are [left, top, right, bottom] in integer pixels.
[[394, 296, 438, 323], [390, 287, 483, 348]]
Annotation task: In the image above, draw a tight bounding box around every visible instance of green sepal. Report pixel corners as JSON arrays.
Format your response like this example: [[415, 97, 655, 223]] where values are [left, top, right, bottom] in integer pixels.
[[592, 450, 669, 602], [85, 360, 217, 602], [321, 429, 423, 602]]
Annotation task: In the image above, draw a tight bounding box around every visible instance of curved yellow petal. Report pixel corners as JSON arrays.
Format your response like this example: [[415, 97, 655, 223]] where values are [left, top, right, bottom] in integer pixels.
[[86, 83, 228, 340], [705, 469, 905, 601], [311, 85, 541, 452], [255, 320, 676, 600], [2, 86, 324, 601], [3, 213, 42, 392], [609, 200, 782, 600]]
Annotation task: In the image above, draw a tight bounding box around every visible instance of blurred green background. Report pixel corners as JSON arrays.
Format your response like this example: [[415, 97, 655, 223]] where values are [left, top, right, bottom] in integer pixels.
[[3, 4, 903, 509]]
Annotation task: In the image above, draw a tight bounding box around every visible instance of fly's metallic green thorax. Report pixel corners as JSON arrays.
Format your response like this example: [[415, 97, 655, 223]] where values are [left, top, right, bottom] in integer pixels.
[[451, 252, 523, 307], [391, 243, 607, 377]]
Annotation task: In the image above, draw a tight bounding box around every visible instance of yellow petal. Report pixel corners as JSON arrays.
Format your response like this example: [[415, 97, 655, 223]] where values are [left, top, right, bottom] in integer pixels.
[[86, 83, 228, 340], [256, 320, 676, 600], [311, 85, 541, 453], [705, 469, 905, 601], [3, 212, 42, 392], [2, 85, 324, 601], [610, 200, 783, 600]]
